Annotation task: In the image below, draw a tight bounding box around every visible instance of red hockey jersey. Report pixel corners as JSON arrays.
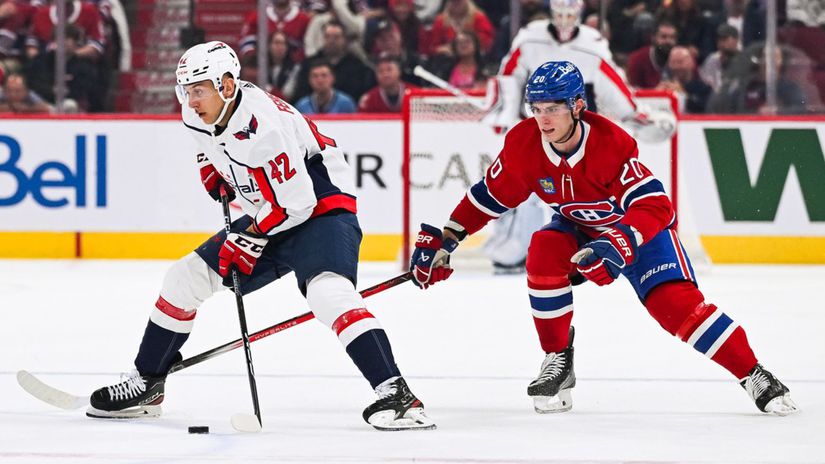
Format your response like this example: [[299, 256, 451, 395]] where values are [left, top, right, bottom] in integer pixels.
[[448, 111, 675, 244], [27, 0, 104, 53]]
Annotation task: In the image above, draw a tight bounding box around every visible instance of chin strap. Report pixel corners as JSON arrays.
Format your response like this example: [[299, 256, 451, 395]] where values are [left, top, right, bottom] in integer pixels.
[[208, 80, 240, 127]]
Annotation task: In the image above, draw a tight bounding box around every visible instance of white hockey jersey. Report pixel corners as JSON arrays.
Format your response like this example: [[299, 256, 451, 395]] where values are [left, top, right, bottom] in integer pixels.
[[182, 81, 356, 236], [494, 20, 638, 128]]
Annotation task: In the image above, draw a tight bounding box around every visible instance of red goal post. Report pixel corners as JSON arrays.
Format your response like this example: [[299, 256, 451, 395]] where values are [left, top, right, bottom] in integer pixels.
[[401, 88, 687, 266]]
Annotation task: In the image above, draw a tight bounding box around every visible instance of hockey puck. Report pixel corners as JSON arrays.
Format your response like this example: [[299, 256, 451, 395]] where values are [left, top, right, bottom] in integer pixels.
[[188, 426, 209, 434]]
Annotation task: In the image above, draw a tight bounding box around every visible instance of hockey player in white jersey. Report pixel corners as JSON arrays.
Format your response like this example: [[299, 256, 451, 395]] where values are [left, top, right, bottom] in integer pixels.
[[85, 41, 434, 431], [483, 0, 675, 273], [487, 0, 674, 138]]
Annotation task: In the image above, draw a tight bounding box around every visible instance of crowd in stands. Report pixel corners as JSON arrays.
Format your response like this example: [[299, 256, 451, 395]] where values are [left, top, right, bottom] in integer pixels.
[[1, 0, 824, 115], [0, 0, 120, 113]]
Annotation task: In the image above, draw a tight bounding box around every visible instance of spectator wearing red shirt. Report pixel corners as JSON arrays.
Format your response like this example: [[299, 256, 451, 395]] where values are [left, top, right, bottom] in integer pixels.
[[427, 30, 487, 90], [358, 54, 414, 112], [626, 19, 678, 89], [26, 0, 105, 61], [425, 0, 494, 58], [0, 0, 37, 58], [239, 0, 310, 62]]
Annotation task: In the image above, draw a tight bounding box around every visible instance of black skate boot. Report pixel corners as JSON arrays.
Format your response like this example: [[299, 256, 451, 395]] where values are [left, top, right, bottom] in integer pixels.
[[740, 364, 798, 415], [528, 326, 576, 413], [362, 377, 436, 431], [86, 369, 166, 419]]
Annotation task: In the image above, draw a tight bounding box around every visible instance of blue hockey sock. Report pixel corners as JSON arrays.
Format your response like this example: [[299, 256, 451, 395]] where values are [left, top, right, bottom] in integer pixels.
[[134, 320, 189, 376]]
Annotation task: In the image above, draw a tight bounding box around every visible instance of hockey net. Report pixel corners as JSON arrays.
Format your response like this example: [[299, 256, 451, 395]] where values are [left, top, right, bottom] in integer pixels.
[[401, 88, 710, 271]]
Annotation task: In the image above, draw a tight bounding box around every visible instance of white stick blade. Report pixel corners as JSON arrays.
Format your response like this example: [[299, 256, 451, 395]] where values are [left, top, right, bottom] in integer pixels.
[[230, 413, 262, 433], [16, 370, 87, 410]]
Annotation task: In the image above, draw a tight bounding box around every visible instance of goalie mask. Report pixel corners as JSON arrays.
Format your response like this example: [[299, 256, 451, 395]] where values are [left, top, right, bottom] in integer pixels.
[[175, 41, 241, 125], [550, 0, 584, 42]]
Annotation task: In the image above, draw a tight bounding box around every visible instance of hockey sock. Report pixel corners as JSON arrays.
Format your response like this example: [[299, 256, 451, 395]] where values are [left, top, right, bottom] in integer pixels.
[[645, 282, 758, 379], [333, 308, 401, 389], [134, 296, 195, 376], [528, 274, 574, 353], [526, 229, 578, 353], [134, 320, 189, 376]]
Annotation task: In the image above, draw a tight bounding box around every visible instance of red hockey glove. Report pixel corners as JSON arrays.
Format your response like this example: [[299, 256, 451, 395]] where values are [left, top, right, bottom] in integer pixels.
[[410, 223, 459, 289], [218, 231, 268, 284], [198, 154, 235, 203], [571, 224, 639, 286]]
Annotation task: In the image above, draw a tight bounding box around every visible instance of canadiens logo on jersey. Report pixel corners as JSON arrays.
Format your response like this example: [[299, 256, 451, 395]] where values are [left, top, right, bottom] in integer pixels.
[[233, 115, 258, 140], [538, 177, 556, 194], [558, 200, 623, 227]]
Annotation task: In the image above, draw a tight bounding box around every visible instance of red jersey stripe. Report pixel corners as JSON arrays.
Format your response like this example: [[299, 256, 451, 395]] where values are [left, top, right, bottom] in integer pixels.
[[311, 194, 357, 218], [251, 167, 289, 233], [502, 48, 522, 76], [599, 60, 637, 111]]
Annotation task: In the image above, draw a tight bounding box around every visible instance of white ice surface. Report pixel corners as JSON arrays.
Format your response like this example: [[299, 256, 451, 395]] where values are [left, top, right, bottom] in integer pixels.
[[1, 260, 823, 463]]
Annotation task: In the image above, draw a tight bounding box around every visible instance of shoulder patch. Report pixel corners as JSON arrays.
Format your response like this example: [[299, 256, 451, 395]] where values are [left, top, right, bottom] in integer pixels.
[[233, 115, 258, 140]]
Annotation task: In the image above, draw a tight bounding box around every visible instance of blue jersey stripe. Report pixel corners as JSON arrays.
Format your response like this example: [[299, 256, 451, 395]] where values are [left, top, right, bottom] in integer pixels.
[[529, 293, 574, 312], [694, 313, 733, 354], [622, 178, 667, 211], [469, 180, 508, 215]]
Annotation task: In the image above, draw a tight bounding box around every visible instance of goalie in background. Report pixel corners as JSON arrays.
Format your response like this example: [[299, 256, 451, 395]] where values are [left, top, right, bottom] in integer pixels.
[[481, 0, 675, 274], [410, 61, 797, 417]]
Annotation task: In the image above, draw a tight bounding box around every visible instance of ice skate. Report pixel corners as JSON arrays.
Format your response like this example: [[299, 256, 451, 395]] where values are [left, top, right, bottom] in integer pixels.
[[528, 327, 575, 413], [362, 377, 436, 431], [740, 364, 798, 416], [86, 369, 165, 419]]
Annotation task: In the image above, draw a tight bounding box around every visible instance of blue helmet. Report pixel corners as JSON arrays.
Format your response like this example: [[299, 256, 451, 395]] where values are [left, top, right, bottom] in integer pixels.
[[525, 61, 587, 109]]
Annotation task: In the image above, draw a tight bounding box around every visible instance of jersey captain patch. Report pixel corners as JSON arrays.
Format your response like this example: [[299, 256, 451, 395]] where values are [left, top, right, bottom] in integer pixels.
[[558, 200, 623, 227]]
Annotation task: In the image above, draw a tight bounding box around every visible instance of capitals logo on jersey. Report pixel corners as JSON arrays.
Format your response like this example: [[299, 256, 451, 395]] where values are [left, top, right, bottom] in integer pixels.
[[233, 115, 258, 140], [558, 201, 623, 227], [539, 177, 556, 194]]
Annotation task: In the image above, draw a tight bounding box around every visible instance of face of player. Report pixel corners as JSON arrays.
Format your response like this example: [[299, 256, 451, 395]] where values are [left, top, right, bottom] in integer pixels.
[[530, 100, 583, 146], [183, 78, 233, 124]]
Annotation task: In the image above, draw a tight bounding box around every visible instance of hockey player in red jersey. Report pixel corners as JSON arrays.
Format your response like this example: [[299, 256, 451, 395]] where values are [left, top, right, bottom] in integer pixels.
[[482, 0, 676, 274], [86, 41, 434, 431], [410, 61, 798, 416]]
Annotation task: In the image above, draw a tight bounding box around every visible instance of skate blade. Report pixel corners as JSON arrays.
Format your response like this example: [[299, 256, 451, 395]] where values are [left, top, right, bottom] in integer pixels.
[[230, 413, 262, 433], [764, 394, 800, 416], [368, 408, 437, 431], [86, 405, 162, 419], [533, 389, 573, 414]]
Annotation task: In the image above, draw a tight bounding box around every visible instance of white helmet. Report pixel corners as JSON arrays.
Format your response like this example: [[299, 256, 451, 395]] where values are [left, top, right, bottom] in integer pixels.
[[550, 0, 583, 42], [175, 41, 242, 126], [175, 41, 241, 104]]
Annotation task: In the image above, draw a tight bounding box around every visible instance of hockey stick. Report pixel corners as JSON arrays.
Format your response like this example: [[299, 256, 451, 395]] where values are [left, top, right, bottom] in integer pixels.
[[17, 272, 413, 412], [219, 186, 263, 433], [168, 271, 412, 374], [412, 65, 487, 110]]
